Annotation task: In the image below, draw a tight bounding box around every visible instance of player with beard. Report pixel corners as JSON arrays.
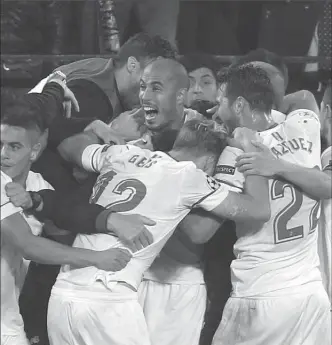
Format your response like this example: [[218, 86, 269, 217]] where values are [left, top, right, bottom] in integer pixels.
[[211, 64, 331, 345], [137, 58, 211, 345]]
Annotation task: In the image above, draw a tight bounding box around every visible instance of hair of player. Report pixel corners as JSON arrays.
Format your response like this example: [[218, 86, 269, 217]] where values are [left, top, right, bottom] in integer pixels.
[[218, 64, 275, 114], [189, 99, 217, 119], [1, 97, 47, 133], [323, 79, 331, 106], [114, 33, 178, 67], [173, 119, 227, 158], [232, 48, 289, 87], [178, 53, 221, 80]]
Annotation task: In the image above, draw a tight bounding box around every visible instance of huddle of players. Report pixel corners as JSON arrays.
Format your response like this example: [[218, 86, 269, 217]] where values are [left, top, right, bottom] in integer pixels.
[[1, 33, 331, 345]]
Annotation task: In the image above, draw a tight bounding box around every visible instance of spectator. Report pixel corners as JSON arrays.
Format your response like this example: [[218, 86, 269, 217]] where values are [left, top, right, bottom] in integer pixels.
[[179, 53, 221, 108]]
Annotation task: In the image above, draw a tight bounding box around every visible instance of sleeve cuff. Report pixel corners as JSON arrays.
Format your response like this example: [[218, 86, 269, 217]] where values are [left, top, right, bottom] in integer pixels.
[[95, 209, 113, 233]]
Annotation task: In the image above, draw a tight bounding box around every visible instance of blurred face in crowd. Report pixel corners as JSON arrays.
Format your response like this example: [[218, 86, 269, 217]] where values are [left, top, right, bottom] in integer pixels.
[[187, 67, 218, 106], [0, 124, 41, 180], [139, 60, 186, 132]]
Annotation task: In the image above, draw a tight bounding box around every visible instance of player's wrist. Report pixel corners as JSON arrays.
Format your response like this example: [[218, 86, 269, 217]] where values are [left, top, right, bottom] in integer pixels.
[[96, 209, 114, 234]]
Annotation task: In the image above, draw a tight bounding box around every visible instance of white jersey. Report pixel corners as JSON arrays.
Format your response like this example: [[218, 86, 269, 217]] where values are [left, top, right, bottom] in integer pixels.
[[229, 109, 323, 297], [318, 146, 332, 302], [143, 146, 245, 284], [55, 144, 230, 291], [1, 171, 53, 337]]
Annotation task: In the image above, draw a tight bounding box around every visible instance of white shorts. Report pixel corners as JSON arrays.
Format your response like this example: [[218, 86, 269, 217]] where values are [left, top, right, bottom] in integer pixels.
[[138, 280, 207, 345], [1, 333, 29, 345], [47, 283, 151, 345], [212, 283, 331, 345]]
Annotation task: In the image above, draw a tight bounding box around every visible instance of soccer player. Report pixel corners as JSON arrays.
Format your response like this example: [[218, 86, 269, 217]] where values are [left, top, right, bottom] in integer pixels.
[[212, 64, 331, 345], [0, 95, 132, 345], [47, 118, 270, 345]]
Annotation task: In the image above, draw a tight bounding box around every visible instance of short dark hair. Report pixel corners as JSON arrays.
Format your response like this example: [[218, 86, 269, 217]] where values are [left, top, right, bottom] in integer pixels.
[[233, 48, 288, 87], [115, 33, 177, 67], [178, 53, 221, 79], [218, 64, 274, 114], [1, 97, 47, 133], [173, 119, 227, 158]]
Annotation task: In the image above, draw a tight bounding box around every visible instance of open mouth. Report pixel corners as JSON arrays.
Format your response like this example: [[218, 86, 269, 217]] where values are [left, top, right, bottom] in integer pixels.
[[143, 105, 158, 121]]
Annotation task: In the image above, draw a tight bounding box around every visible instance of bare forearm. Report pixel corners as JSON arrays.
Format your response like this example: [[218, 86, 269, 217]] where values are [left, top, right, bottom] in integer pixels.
[[2, 214, 97, 268], [276, 160, 331, 199], [57, 130, 99, 166], [179, 211, 223, 244], [21, 235, 97, 267]]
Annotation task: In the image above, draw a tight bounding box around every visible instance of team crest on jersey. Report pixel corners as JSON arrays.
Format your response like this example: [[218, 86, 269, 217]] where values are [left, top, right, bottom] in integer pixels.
[[206, 175, 220, 191]]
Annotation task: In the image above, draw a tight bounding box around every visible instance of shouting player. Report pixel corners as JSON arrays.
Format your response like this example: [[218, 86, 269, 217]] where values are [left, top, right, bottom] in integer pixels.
[[212, 64, 331, 345]]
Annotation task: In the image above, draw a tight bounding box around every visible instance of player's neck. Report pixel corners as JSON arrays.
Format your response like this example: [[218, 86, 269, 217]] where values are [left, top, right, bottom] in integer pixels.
[[168, 149, 213, 173], [12, 167, 30, 188], [245, 114, 274, 132]]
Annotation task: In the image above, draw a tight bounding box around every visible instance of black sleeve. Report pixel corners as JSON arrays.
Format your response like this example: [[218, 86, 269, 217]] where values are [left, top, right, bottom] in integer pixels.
[[34, 176, 106, 234], [24, 82, 64, 125], [47, 79, 113, 149], [66, 79, 113, 123], [48, 175, 106, 234]]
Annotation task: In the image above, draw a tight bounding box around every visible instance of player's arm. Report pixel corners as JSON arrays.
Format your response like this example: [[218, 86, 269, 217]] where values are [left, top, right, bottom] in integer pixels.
[[57, 130, 101, 167], [1, 212, 131, 271], [5, 182, 155, 251], [178, 209, 223, 244], [236, 141, 332, 200]]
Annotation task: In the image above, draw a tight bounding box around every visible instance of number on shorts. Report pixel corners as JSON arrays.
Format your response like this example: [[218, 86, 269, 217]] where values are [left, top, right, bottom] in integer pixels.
[[271, 180, 320, 243], [90, 170, 146, 212]]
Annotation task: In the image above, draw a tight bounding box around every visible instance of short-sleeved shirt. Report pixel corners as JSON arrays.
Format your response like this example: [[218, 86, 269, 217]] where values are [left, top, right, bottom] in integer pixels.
[[55, 144, 231, 291]]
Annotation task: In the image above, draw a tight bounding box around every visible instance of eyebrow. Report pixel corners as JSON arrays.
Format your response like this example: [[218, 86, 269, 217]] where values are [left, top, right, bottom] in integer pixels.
[[201, 74, 214, 78], [150, 81, 163, 87]]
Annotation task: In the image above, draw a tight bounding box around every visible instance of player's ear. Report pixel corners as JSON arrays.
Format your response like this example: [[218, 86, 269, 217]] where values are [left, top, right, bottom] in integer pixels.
[[30, 142, 42, 162], [126, 56, 140, 74], [233, 97, 245, 115]]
